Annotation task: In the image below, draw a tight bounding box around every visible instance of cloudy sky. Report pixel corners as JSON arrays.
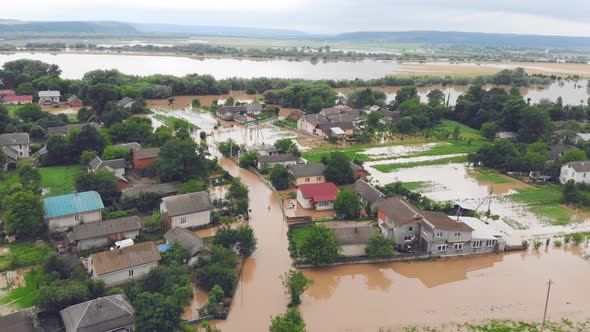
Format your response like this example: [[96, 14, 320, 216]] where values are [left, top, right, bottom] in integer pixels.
[[7, 0, 590, 36]]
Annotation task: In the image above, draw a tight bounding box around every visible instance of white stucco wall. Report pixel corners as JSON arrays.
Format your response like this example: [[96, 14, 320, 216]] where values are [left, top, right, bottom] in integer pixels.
[[560, 165, 590, 184], [92, 261, 158, 287], [3, 143, 29, 158], [314, 201, 334, 211], [171, 210, 211, 228], [77, 230, 140, 251], [48, 210, 102, 233], [297, 190, 313, 209]]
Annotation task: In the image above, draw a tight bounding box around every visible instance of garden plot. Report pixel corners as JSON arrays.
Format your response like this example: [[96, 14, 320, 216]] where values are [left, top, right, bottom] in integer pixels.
[[207, 123, 298, 149], [150, 109, 218, 131], [366, 162, 590, 243], [360, 143, 439, 160]]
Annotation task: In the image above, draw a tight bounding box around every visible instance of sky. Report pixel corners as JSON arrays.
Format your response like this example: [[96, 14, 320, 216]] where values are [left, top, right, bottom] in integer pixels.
[[6, 0, 590, 36]]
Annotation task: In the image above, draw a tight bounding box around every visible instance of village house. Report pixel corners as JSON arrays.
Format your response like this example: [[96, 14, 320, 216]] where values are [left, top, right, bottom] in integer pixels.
[[0, 306, 61, 332], [351, 179, 385, 215], [88, 156, 128, 189], [297, 182, 338, 210], [351, 162, 369, 180], [549, 144, 576, 161], [118, 97, 135, 109], [67, 216, 142, 251], [418, 211, 474, 256], [160, 191, 214, 230], [289, 162, 326, 186], [452, 216, 506, 253], [297, 114, 329, 135], [46, 122, 100, 136], [88, 242, 160, 286], [38, 90, 60, 107], [257, 153, 299, 169], [326, 221, 379, 257], [132, 147, 160, 169], [216, 103, 264, 121], [246, 143, 280, 156], [122, 181, 181, 198], [315, 121, 355, 137], [3, 95, 33, 105], [560, 161, 590, 184], [0, 89, 15, 96], [553, 129, 578, 144], [286, 109, 305, 121], [60, 295, 135, 332], [164, 227, 208, 265], [0, 133, 30, 165], [66, 95, 83, 107], [377, 197, 423, 244], [43, 191, 105, 233]]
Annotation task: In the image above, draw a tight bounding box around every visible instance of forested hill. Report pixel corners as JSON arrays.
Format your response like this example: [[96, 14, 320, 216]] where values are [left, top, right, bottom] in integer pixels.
[[328, 31, 590, 49], [0, 20, 137, 34]]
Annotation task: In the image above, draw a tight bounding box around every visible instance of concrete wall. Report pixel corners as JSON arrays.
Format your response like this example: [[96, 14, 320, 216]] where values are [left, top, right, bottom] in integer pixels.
[[421, 233, 502, 256], [170, 210, 211, 229], [294, 175, 325, 186], [91, 261, 158, 287], [48, 210, 102, 233]]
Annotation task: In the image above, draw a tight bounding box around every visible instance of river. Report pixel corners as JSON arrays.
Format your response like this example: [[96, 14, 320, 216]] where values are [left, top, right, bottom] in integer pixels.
[[2, 52, 590, 81], [210, 148, 590, 331]]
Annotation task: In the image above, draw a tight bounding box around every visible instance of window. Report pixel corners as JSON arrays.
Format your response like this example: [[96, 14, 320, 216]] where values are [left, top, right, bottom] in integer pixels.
[[128, 270, 134, 277], [305, 177, 310, 183], [454, 232, 461, 237], [486, 240, 497, 247], [473, 240, 482, 248], [316, 177, 321, 182], [435, 231, 443, 238], [318, 201, 330, 207], [404, 235, 412, 241], [74, 214, 79, 221], [408, 226, 413, 231], [454, 243, 464, 250], [19, 144, 22, 149], [180, 217, 187, 225], [437, 244, 447, 252]]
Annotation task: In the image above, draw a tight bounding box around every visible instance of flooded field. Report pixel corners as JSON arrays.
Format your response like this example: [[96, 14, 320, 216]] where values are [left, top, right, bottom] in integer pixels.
[[2, 52, 590, 80]]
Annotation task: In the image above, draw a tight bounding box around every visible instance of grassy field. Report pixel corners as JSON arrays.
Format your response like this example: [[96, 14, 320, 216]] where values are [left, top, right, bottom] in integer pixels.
[[290, 227, 312, 250], [153, 114, 199, 129], [400, 181, 431, 191], [437, 119, 483, 141], [506, 186, 573, 225], [0, 268, 42, 310], [373, 155, 469, 172], [39, 165, 81, 197], [470, 168, 513, 184], [0, 242, 53, 272]]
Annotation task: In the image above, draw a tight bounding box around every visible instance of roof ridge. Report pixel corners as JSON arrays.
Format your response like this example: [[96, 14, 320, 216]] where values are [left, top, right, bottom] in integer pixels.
[[104, 296, 133, 315], [74, 301, 91, 329]]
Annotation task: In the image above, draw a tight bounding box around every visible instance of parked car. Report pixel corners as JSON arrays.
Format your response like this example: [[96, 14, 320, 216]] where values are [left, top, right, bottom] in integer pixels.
[[110, 238, 134, 250], [394, 243, 413, 253]]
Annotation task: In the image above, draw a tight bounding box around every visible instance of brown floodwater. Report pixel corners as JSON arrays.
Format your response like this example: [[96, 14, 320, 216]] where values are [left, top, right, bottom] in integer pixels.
[[210, 154, 590, 331]]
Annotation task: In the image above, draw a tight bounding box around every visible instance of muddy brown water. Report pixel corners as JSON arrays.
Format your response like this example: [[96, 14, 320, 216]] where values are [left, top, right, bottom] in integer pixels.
[[209, 156, 590, 331]]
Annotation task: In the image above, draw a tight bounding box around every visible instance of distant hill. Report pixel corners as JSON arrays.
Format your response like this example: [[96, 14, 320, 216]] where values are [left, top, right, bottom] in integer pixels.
[[0, 20, 137, 34], [130, 23, 308, 38], [327, 31, 590, 49]]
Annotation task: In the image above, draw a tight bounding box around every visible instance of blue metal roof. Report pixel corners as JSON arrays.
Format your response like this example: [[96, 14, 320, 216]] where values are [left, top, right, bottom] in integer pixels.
[[43, 191, 105, 218]]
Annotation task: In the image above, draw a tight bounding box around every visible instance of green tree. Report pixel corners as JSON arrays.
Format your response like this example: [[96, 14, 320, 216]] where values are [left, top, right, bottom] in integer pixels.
[[2, 190, 43, 238], [15, 103, 45, 122], [365, 233, 396, 260], [306, 95, 324, 113], [323, 152, 355, 185], [366, 111, 382, 130], [523, 141, 548, 171], [37, 280, 105, 313], [346, 88, 386, 108], [46, 135, 72, 165], [161, 242, 189, 265], [85, 83, 120, 113], [426, 89, 445, 106], [71, 124, 107, 156], [218, 139, 240, 157], [168, 97, 175, 105], [203, 284, 224, 316], [101, 102, 131, 127], [280, 270, 313, 307], [393, 86, 418, 107], [560, 149, 587, 164], [270, 164, 290, 190], [452, 125, 461, 140], [269, 308, 306, 332], [480, 122, 498, 140], [102, 146, 129, 160], [156, 138, 208, 181], [239, 151, 259, 169], [333, 189, 361, 219], [517, 106, 553, 143], [0, 149, 6, 170], [179, 179, 206, 194], [133, 292, 183, 332], [79, 150, 97, 166], [77, 107, 93, 123], [224, 96, 234, 106], [18, 164, 41, 191], [212, 225, 258, 257], [299, 224, 341, 266], [192, 98, 201, 107], [76, 169, 119, 205], [274, 138, 301, 157]]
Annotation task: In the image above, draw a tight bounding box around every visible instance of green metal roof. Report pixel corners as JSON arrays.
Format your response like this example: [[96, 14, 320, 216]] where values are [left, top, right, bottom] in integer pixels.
[[43, 191, 104, 218]]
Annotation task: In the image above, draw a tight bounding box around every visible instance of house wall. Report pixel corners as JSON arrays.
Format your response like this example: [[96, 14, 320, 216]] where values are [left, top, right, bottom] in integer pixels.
[[313, 200, 334, 211], [257, 160, 298, 169], [91, 261, 158, 287], [4, 100, 32, 105], [76, 230, 140, 251], [47, 210, 102, 233], [296, 190, 313, 209], [294, 175, 325, 186], [133, 156, 157, 169], [170, 210, 211, 229], [377, 209, 420, 243], [297, 118, 316, 134], [420, 228, 475, 256], [3, 143, 29, 159], [560, 165, 590, 184]]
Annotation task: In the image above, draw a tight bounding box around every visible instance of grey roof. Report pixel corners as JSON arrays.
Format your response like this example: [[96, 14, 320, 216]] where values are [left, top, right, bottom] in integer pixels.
[[351, 179, 385, 205], [67, 95, 83, 103], [118, 97, 134, 107], [258, 153, 298, 164], [114, 142, 142, 150], [162, 191, 213, 217], [326, 114, 363, 123], [89, 156, 126, 171], [350, 162, 365, 172], [38, 90, 60, 98], [47, 123, 100, 136], [553, 129, 578, 136], [0, 307, 43, 332], [134, 147, 160, 159], [317, 121, 355, 132], [377, 197, 423, 227], [60, 295, 134, 332], [380, 109, 396, 118], [300, 114, 329, 126], [549, 144, 576, 160], [245, 103, 264, 112], [248, 143, 279, 153], [421, 211, 474, 232], [290, 163, 325, 178], [319, 107, 341, 116], [90, 242, 160, 275], [496, 131, 518, 139], [3, 146, 19, 160], [565, 161, 590, 173], [0, 132, 29, 146], [216, 106, 246, 115], [331, 226, 378, 245], [164, 227, 207, 257], [67, 216, 141, 242], [122, 182, 181, 198]]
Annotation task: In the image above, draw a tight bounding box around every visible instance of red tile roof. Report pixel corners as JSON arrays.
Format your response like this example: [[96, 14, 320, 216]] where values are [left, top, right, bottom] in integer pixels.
[[299, 182, 338, 203], [3, 95, 32, 102], [0, 90, 15, 96]]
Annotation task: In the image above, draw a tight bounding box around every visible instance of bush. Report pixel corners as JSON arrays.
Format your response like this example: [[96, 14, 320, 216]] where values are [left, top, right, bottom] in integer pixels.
[[365, 233, 396, 260], [299, 224, 341, 266], [280, 270, 313, 307]]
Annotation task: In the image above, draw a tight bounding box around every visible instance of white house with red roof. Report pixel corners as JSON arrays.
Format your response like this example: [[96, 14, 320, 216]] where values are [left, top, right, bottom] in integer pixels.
[[297, 182, 338, 211]]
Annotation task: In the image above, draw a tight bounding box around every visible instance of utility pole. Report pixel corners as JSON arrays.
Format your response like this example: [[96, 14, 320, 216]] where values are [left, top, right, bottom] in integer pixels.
[[541, 279, 553, 331]]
